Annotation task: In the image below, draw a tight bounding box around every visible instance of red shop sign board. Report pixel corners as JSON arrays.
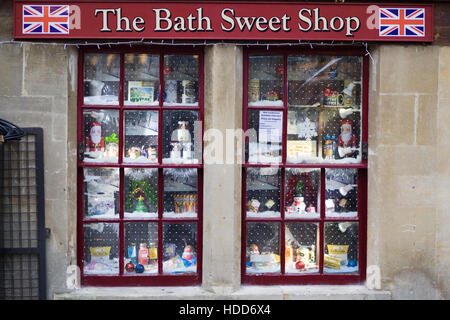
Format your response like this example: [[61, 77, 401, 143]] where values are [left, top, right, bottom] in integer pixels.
[[14, 1, 434, 42]]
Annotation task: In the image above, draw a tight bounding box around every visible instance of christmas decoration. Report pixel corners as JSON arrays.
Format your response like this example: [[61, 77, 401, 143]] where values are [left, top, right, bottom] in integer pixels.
[[323, 134, 338, 160], [337, 119, 356, 157], [85, 121, 105, 152], [297, 117, 317, 141], [125, 261, 135, 272], [135, 264, 144, 273], [135, 195, 147, 212]]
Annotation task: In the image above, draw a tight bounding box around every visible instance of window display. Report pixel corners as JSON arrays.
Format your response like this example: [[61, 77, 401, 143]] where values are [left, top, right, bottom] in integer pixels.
[[83, 109, 119, 163], [84, 54, 120, 105], [243, 48, 367, 284], [78, 48, 203, 286]]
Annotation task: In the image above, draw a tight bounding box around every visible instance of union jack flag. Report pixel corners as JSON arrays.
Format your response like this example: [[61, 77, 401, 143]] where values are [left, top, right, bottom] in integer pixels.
[[23, 5, 70, 34], [379, 8, 425, 37]]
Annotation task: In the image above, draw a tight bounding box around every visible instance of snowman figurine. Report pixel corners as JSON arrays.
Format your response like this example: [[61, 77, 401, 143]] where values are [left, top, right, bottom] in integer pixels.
[[182, 245, 195, 265]]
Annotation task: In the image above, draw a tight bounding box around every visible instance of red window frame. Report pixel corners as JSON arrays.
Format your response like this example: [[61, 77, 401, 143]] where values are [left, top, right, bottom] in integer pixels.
[[76, 46, 204, 286], [241, 46, 369, 285]]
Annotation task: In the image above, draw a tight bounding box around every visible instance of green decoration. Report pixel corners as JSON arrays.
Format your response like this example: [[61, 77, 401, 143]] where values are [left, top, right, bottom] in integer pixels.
[[105, 133, 119, 145], [295, 180, 304, 197], [135, 195, 147, 212], [125, 179, 158, 213]]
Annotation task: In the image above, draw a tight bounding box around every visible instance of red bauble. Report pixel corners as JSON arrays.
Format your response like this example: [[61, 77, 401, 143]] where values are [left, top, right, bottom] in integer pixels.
[[295, 260, 305, 270], [125, 262, 135, 272]]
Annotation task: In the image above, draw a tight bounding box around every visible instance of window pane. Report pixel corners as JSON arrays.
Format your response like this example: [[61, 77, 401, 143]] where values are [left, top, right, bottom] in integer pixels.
[[325, 169, 358, 218], [248, 55, 283, 106], [83, 109, 119, 163], [124, 223, 158, 274], [124, 54, 159, 106], [164, 55, 199, 106], [163, 168, 198, 218], [287, 55, 362, 164], [285, 223, 319, 274], [124, 168, 158, 219], [285, 168, 320, 219], [124, 110, 159, 164], [83, 223, 119, 275], [287, 56, 362, 107], [163, 110, 200, 164], [324, 222, 359, 274], [84, 168, 119, 220], [246, 167, 280, 218], [247, 110, 282, 164], [84, 54, 119, 105], [163, 222, 197, 274], [246, 222, 280, 274]]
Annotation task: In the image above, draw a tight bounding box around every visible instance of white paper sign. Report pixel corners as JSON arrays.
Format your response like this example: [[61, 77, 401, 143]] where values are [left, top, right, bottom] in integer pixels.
[[259, 111, 283, 143]]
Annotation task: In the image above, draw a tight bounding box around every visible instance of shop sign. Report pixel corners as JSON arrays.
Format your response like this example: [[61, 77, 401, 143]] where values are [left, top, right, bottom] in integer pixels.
[[14, 1, 433, 42]]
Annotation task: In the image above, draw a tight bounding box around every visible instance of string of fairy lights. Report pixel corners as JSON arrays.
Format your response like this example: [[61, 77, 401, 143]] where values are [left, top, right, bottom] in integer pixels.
[[0, 39, 376, 64]]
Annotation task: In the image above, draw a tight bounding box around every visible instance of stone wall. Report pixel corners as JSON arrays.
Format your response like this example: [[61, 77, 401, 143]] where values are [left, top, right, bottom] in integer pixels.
[[0, 0, 78, 299], [368, 45, 450, 299]]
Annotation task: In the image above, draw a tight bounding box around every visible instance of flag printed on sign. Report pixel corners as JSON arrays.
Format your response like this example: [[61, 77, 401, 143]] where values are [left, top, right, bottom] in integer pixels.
[[379, 8, 425, 37], [23, 5, 69, 34]]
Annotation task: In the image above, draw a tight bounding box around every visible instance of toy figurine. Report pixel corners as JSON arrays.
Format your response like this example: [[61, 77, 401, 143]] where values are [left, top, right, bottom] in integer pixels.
[[85, 121, 104, 152], [337, 119, 356, 157], [182, 245, 195, 261]]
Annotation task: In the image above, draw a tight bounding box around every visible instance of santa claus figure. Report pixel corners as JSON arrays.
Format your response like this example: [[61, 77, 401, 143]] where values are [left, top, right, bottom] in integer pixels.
[[337, 119, 356, 157], [86, 121, 105, 152]]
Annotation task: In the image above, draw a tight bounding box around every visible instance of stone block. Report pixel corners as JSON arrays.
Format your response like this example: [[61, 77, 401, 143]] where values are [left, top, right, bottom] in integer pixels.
[[0, 45, 22, 96], [378, 95, 415, 145], [23, 44, 68, 97], [437, 98, 450, 146], [379, 46, 438, 94], [439, 46, 450, 97], [417, 95, 437, 146], [376, 145, 437, 177], [0, 96, 53, 119]]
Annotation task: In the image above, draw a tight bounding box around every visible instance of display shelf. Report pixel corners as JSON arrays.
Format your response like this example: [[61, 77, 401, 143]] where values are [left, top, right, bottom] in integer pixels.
[[246, 211, 280, 218], [164, 181, 197, 192], [247, 180, 279, 191]]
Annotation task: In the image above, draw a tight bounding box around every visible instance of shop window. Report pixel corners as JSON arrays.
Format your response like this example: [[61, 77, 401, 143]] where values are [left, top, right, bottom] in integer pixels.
[[78, 48, 203, 286], [243, 48, 367, 284]]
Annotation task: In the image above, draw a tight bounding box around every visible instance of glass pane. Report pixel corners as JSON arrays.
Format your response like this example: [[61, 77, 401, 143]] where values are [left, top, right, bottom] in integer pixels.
[[247, 110, 282, 164], [83, 168, 119, 219], [248, 55, 283, 106], [163, 55, 199, 106], [163, 168, 198, 218], [246, 167, 280, 218], [287, 55, 362, 164], [163, 110, 200, 164], [83, 223, 119, 275], [163, 222, 197, 274], [286, 108, 319, 162], [285, 168, 320, 219], [124, 223, 158, 274], [124, 110, 159, 164], [285, 223, 319, 274], [124, 168, 158, 219], [325, 169, 358, 218], [246, 222, 280, 274], [83, 109, 119, 163], [324, 222, 359, 274], [124, 54, 159, 106], [84, 53, 119, 105]]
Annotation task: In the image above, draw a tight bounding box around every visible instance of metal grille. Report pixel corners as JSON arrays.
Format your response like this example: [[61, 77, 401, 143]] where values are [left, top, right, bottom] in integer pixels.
[[0, 128, 45, 300]]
